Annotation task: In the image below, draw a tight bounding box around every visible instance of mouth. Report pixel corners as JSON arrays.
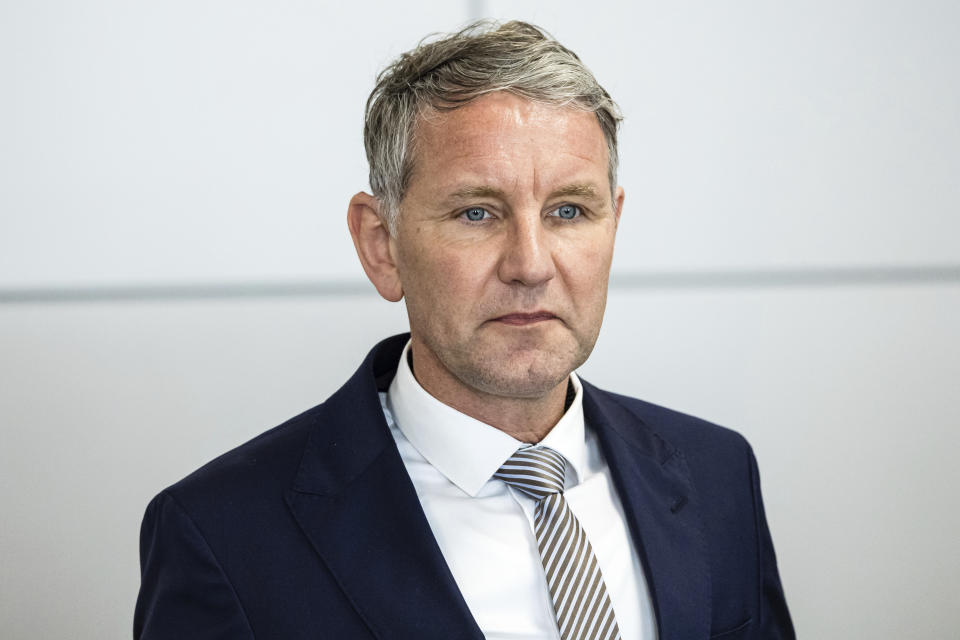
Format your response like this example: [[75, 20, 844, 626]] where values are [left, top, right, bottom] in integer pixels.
[[492, 311, 559, 326]]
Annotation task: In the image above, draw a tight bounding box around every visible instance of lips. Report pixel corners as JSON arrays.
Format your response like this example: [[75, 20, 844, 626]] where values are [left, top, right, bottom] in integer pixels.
[[493, 311, 558, 326]]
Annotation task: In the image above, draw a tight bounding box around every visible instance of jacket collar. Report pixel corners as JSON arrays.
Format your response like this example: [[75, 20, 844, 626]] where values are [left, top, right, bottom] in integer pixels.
[[583, 380, 712, 640], [285, 333, 483, 640], [286, 334, 710, 640]]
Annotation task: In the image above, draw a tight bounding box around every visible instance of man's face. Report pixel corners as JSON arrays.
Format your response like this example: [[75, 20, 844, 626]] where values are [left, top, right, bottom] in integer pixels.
[[391, 91, 623, 400]]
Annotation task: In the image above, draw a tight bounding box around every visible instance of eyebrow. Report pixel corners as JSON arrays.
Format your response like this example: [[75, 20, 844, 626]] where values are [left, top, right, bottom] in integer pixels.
[[444, 182, 606, 205], [546, 183, 604, 203], [446, 185, 507, 202]]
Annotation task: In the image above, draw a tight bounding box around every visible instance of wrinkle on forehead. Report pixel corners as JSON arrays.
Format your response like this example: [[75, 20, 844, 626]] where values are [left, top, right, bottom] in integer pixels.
[[418, 93, 605, 157], [410, 93, 609, 205]]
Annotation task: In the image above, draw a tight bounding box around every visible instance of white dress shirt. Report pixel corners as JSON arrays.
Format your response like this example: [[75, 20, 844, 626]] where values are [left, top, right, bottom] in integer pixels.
[[381, 341, 658, 639]]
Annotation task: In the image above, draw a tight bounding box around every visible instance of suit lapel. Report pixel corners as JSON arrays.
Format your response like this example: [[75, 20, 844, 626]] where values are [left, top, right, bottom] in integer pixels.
[[283, 335, 711, 639], [583, 382, 712, 640], [285, 336, 483, 640]]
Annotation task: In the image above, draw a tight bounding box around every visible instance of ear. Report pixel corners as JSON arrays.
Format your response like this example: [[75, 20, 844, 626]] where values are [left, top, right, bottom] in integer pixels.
[[347, 192, 403, 302], [613, 186, 625, 227]]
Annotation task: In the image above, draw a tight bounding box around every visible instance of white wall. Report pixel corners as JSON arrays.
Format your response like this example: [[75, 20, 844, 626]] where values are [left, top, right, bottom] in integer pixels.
[[1, 1, 958, 638]]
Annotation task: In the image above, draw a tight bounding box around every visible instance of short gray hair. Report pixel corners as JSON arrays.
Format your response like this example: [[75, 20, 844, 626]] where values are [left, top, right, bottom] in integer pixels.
[[364, 20, 623, 234]]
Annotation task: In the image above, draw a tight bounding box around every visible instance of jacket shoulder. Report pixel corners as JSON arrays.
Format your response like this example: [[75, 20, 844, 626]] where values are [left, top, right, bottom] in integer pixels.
[[159, 402, 324, 514], [599, 389, 753, 460]]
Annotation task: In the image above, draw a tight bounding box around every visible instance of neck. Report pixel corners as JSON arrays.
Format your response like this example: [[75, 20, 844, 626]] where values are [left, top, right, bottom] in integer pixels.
[[408, 344, 568, 444]]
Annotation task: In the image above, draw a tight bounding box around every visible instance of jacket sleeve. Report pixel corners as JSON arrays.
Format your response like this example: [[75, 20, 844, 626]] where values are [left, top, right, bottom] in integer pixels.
[[134, 491, 255, 640], [747, 446, 796, 639]]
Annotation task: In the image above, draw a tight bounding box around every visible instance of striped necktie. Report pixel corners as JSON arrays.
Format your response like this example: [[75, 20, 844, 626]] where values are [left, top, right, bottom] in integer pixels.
[[495, 446, 622, 640]]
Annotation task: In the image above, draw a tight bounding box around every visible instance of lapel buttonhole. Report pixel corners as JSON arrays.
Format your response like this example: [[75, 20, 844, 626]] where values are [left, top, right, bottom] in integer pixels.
[[670, 495, 688, 514]]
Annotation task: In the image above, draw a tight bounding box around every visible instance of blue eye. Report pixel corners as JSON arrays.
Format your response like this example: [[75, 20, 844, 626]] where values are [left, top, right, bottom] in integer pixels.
[[462, 207, 490, 221], [553, 204, 581, 220]]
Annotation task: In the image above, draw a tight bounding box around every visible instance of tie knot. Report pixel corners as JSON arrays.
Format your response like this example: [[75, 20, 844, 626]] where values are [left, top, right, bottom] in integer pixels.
[[494, 446, 567, 500]]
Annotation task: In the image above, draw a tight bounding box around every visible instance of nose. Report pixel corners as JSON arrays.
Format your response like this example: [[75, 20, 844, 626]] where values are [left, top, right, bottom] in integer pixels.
[[497, 213, 556, 287]]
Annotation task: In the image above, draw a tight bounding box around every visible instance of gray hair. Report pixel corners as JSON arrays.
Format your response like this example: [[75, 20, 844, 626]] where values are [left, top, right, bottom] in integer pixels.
[[364, 20, 623, 234]]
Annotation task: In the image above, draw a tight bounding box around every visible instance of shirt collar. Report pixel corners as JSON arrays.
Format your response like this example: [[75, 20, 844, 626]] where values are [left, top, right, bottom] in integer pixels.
[[387, 340, 588, 496]]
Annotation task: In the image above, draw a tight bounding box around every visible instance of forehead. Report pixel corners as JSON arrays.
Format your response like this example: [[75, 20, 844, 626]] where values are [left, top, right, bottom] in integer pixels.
[[410, 92, 609, 191]]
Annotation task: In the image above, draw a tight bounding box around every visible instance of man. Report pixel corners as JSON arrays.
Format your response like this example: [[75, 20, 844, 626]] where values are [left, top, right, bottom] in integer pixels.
[[135, 21, 794, 640]]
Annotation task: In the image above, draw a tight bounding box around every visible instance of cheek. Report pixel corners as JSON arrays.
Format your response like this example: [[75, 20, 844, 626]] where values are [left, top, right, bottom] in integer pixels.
[[556, 261, 613, 337], [401, 247, 488, 321], [559, 237, 615, 298]]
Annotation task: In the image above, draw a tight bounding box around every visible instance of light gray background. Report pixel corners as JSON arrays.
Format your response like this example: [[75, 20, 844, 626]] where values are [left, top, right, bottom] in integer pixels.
[[1, 1, 958, 638]]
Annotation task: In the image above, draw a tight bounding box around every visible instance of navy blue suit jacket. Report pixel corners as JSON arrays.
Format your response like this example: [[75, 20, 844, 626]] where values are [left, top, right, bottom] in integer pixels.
[[134, 334, 794, 639]]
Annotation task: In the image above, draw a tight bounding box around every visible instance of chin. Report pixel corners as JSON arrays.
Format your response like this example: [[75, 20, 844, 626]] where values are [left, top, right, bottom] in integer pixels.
[[469, 371, 567, 400], [459, 346, 582, 399]]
